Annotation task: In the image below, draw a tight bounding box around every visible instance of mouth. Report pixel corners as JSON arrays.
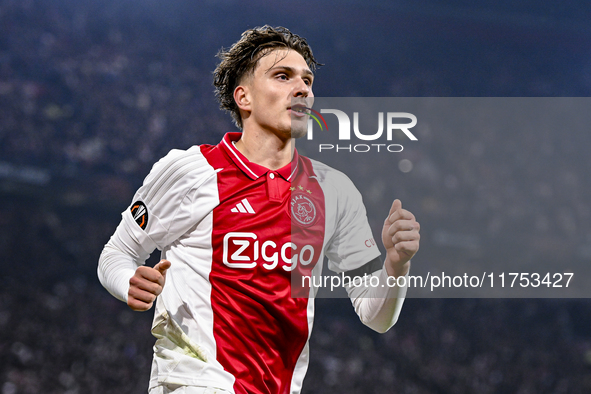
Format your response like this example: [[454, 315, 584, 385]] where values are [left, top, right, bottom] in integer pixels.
[[289, 105, 309, 117]]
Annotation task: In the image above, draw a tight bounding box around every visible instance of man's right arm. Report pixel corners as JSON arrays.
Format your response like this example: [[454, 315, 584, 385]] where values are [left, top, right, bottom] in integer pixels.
[[97, 207, 159, 306], [98, 145, 219, 309], [98, 214, 170, 311]]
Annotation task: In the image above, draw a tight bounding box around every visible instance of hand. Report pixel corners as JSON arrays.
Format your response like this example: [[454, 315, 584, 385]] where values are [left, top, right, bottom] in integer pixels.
[[127, 259, 171, 311], [382, 199, 420, 277]]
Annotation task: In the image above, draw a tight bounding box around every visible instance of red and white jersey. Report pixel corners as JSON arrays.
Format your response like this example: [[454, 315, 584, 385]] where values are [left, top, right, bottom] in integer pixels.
[[118, 132, 380, 394]]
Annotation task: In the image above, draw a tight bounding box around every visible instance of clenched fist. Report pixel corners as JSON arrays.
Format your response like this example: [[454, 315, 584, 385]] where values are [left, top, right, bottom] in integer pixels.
[[128, 259, 171, 311], [382, 199, 420, 277]]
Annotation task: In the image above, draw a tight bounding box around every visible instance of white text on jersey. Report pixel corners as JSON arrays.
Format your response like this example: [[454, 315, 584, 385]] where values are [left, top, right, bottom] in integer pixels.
[[223, 232, 315, 270]]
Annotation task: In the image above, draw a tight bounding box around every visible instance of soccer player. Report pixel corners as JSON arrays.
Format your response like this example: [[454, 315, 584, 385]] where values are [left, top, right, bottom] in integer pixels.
[[98, 26, 420, 394]]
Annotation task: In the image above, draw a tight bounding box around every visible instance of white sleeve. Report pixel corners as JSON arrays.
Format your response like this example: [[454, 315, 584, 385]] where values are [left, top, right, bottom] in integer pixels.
[[311, 160, 405, 332], [319, 166, 381, 273], [97, 210, 156, 302], [98, 146, 217, 303], [345, 267, 408, 333]]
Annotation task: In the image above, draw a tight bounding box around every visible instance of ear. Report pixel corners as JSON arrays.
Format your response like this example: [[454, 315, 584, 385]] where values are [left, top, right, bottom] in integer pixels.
[[234, 85, 251, 112]]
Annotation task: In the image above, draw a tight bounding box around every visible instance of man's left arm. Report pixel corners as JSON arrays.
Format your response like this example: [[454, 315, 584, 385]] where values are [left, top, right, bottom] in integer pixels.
[[345, 199, 420, 333], [382, 199, 420, 278]]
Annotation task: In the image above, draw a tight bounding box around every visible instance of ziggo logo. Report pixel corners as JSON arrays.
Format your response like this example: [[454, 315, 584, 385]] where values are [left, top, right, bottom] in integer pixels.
[[222, 232, 316, 270]]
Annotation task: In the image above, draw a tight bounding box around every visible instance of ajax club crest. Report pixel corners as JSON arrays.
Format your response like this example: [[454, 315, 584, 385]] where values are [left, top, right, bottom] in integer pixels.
[[291, 193, 317, 227]]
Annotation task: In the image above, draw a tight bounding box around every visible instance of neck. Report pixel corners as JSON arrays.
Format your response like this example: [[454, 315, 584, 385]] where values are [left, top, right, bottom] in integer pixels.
[[234, 128, 295, 171]]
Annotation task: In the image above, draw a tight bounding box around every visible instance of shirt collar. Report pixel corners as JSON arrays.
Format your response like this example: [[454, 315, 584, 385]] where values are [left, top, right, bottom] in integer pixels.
[[220, 132, 299, 181]]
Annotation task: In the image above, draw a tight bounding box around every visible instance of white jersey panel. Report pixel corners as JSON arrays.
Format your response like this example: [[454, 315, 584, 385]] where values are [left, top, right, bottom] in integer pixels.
[[309, 159, 381, 273], [123, 146, 235, 391], [149, 207, 237, 391], [132, 145, 220, 250], [289, 293, 316, 394]]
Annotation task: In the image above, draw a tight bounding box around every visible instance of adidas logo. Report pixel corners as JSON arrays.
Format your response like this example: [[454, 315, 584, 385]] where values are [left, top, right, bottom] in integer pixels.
[[231, 198, 255, 214]]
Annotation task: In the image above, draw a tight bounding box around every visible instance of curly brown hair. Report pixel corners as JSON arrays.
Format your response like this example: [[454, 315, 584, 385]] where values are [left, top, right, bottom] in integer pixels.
[[213, 25, 321, 129]]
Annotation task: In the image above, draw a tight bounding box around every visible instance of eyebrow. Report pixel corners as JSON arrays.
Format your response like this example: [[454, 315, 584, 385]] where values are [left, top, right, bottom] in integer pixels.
[[268, 66, 314, 79]]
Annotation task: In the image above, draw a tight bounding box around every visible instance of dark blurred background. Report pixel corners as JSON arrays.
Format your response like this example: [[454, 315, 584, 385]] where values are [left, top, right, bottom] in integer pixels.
[[1, 0, 591, 393]]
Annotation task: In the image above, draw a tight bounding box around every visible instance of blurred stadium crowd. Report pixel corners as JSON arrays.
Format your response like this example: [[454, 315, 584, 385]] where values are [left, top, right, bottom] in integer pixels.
[[1, 0, 591, 393]]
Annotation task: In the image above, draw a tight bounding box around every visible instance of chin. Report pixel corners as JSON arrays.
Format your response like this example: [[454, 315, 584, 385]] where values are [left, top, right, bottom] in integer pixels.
[[289, 119, 308, 139], [290, 126, 308, 139]]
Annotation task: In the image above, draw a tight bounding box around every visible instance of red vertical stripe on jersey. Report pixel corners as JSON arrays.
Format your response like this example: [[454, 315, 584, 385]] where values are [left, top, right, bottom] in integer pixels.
[[201, 137, 325, 394]]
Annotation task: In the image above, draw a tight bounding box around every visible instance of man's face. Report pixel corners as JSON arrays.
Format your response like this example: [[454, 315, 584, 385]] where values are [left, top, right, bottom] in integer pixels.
[[240, 49, 314, 139]]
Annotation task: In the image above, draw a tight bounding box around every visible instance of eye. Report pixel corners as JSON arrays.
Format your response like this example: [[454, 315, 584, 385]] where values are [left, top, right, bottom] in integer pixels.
[[277, 73, 288, 81]]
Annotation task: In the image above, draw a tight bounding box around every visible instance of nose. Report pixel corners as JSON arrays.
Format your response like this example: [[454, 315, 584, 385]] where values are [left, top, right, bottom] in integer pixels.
[[293, 77, 312, 98]]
